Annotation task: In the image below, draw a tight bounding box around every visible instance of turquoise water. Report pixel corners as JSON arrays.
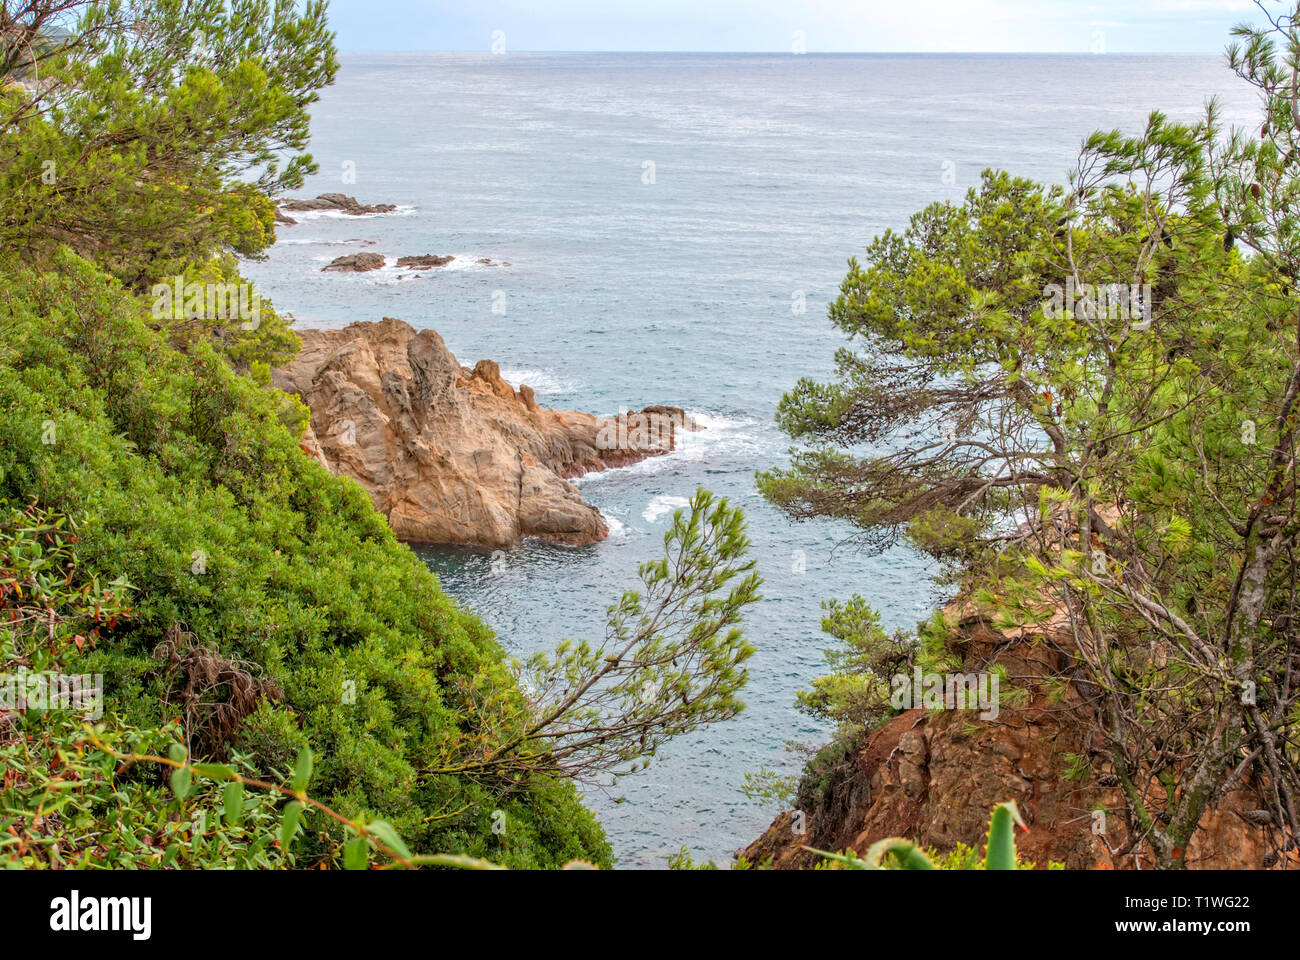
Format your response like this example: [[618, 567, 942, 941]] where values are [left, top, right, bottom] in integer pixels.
[[244, 52, 1259, 867]]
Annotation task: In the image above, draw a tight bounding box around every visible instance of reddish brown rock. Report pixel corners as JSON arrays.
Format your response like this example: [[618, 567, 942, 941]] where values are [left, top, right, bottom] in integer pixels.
[[272, 318, 695, 548], [741, 601, 1299, 870]]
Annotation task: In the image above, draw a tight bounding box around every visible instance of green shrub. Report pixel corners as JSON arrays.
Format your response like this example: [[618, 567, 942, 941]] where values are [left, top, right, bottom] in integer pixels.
[[0, 250, 611, 869]]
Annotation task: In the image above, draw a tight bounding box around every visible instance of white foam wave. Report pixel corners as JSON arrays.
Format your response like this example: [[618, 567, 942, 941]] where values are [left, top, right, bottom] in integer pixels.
[[313, 255, 502, 283], [280, 204, 416, 221], [325, 254, 501, 280], [277, 237, 376, 247], [572, 410, 766, 484], [500, 367, 580, 397], [436, 255, 494, 272], [642, 495, 691, 523], [365, 255, 494, 282]]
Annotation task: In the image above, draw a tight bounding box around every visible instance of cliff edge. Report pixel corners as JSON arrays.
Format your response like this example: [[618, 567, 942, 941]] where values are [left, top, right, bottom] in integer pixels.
[[742, 598, 1295, 870], [273, 317, 692, 548]]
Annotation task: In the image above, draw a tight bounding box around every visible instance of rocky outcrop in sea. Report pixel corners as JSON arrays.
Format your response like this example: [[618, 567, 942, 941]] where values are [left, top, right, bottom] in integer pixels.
[[273, 318, 696, 548], [277, 193, 398, 224]]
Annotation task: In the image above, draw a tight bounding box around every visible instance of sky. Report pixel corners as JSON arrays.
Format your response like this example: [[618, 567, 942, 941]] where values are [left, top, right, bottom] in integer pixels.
[[325, 0, 1281, 53]]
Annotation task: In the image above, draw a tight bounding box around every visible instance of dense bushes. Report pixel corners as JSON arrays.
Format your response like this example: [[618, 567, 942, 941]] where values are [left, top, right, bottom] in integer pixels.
[[0, 250, 611, 868]]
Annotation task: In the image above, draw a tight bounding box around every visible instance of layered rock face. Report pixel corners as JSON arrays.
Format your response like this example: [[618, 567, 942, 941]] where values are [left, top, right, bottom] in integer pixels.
[[743, 601, 1295, 870], [273, 318, 692, 548]]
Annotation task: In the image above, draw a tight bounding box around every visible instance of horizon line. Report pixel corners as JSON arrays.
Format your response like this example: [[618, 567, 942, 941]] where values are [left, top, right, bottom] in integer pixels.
[[336, 48, 1230, 56]]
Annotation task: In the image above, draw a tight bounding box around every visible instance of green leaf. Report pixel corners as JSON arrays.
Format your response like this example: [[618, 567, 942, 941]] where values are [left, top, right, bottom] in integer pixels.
[[364, 820, 412, 861], [804, 846, 872, 870], [406, 853, 508, 870], [984, 800, 1027, 870], [279, 800, 304, 851], [290, 746, 312, 794], [864, 838, 937, 870], [168, 743, 187, 764], [223, 781, 244, 828], [169, 766, 192, 800], [193, 763, 236, 781], [343, 836, 369, 870]]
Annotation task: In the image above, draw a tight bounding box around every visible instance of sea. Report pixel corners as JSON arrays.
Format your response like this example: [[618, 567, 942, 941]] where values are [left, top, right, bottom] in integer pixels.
[[242, 51, 1260, 867]]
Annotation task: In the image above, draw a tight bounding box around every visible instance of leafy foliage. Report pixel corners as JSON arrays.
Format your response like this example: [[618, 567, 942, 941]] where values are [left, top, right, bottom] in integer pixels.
[[795, 595, 916, 735], [433, 489, 760, 785], [762, 8, 1300, 868], [0, 252, 612, 868], [1, 0, 338, 287], [0, 247, 763, 870], [0, 0, 772, 873]]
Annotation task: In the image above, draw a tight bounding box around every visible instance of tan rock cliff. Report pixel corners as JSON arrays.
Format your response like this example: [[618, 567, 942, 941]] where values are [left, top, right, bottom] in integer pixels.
[[273, 318, 693, 548]]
